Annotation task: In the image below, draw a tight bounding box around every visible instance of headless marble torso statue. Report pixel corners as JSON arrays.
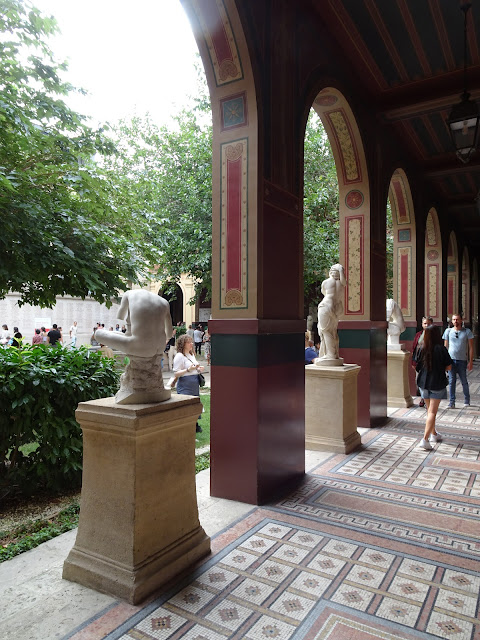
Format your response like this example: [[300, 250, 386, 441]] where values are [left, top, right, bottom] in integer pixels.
[[95, 289, 173, 404], [316, 264, 346, 366], [386, 298, 406, 351]]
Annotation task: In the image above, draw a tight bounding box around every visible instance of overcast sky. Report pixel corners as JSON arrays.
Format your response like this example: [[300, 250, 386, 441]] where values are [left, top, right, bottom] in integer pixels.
[[34, 0, 200, 126]]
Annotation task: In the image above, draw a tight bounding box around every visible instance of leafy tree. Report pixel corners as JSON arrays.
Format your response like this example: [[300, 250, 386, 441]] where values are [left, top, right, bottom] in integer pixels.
[[0, 0, 156, 307], [303, 110, 340, 309], [102, 71, 213, 302]]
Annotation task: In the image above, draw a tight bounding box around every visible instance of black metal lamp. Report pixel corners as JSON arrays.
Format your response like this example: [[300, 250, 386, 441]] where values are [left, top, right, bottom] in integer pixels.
[[446, 2, 480, 164]]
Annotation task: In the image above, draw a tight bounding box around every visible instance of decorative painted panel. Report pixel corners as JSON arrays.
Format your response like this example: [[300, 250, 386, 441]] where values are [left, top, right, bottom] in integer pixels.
[[193, 0, 243, 86], [427, 264, 439, 319], [397, 247, 411, 316], [324, 110, 361, 184], [220, 91, 247, 130], [398, 229, 410, 242], [426, 213, 437, 246], [447, 275, 456, 317], [390, 178, 411, 224], [345, 215, 364, 314], [220, 138, 248, 309]]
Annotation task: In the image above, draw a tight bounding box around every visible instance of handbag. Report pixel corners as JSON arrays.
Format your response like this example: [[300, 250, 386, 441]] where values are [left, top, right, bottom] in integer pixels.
[[167, 376, 177, 389], [198, 373, 206, 387]]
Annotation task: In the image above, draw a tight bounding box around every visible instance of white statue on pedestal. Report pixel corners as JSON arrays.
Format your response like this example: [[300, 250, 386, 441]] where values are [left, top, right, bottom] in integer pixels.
[[95, 289, 173, 404], [386, 298, 405, 351], [316, 264, 346, 366]]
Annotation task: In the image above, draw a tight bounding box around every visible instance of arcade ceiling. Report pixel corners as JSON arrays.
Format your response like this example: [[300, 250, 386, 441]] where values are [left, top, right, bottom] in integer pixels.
[[311, 0, 480, 250]]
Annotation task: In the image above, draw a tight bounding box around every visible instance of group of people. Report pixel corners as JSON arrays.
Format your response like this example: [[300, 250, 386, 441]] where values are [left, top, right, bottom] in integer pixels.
[[412, 312, 474, 450], [0, 323, 68, 347]]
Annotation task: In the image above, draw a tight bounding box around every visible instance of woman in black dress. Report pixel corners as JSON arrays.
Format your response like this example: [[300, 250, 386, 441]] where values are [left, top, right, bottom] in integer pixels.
[[416, 325, 452, 450]]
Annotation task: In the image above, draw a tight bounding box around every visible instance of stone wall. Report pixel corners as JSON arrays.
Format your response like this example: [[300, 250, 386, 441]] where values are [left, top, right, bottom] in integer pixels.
[[0, 294, 121, 347]]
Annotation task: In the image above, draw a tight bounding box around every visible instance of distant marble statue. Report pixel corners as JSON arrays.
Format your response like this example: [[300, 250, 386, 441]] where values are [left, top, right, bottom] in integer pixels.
[[316, 264, 346, 366], [306, 315, 313, 332], [95, 289, 173, 404], [386, 298, 405, 350]]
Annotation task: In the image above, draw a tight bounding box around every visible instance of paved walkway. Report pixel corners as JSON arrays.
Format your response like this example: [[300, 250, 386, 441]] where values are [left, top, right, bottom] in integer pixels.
[[1, 364, 480, 640]]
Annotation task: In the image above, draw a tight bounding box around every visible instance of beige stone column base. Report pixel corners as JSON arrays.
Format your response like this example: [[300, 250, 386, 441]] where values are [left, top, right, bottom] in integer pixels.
[[387, 349, 414, 408], [63, 396, 210, 605], [305, 363, 361, 454]]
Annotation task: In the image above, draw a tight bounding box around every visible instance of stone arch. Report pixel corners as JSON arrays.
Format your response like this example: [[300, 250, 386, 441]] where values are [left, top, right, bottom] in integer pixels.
[[387, 169, 416, 322], [312, 88, 370, 319], [424, 209, 443, 323], [182, 0, 258, 319], [462, 247, 471, 324], [447, 232, 459, 319]]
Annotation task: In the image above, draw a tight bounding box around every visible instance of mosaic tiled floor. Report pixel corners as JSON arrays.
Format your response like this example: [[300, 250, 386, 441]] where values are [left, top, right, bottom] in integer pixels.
[[70, 378, 480, 640]]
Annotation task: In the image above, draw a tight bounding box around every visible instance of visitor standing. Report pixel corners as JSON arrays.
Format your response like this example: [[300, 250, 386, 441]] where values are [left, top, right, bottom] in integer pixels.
[[305, 332, 317, 364], [47, 324, 61, 346], [411, 316, 433, 407], [416, 325, 452, 449], [203, 328, 211, 366], [32, 329, 43, 345], [173, 334, 205, 433], [0, 324, 10, 346], [442, 313, 474, 408], [194, 325, 204, 355], [69, 321, 78, 347], [186, 324, 195, 339]]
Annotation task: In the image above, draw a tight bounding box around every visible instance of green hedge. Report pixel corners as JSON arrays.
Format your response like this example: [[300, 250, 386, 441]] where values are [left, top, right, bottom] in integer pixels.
[[0, 345, 119, 496]]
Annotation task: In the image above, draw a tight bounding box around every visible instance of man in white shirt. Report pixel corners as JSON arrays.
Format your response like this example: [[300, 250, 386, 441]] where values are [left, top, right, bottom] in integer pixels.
[[442, 313, 474, 408], [194, 325, 204, 356], [69, 321, 78, 348]]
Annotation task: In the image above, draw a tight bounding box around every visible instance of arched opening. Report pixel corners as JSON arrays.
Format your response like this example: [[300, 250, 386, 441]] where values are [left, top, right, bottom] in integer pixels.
[[447, 232, 459, 320], [160, 283, 184, 326], [424, 209, 443, 324], [311, 88, 378, 429], [312, 88, 371, 322], [387, 169, 416, 325]]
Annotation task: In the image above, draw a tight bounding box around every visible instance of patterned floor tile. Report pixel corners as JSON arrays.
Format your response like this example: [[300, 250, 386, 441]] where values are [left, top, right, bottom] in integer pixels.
[[269, 592, 316, 621], [398, 558, 437, 581], [288, 571, 332, 598], [442, 569, 480, 595], [375, 596, 420, 628], [357, 548, 396, 570], [256, 524, 292, 539], [270, 543, 311, 564], [196, 567, 239, 589], [230, 577, 277, 605], [244, 615, 297, 640], [204, 601, 253, 631], [168, 585, 217, 614], [330, 583, 375, 611], [321, 539, 358, 558], [134, 606, 187, 638], [253, 559, 295, 584], [219, 549, 259, 571], [426, 611, 474, 639], [434, 587, 478, 618], [345, 563, 387, 588], [306, 553, 346, 577], [177, 626, 227, 640], [386, 576, 431, 603]]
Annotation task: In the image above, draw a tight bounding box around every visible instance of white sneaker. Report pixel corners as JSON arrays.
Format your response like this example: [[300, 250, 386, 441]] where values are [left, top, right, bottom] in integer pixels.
[[418, 438, 433, 450], [429, 433, 442, 443], [463, 403, 471, 408]]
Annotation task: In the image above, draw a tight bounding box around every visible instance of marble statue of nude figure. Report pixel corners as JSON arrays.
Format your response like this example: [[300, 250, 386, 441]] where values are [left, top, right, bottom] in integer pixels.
[[316, 264, 346, 366], [95, 289, 173, 404]]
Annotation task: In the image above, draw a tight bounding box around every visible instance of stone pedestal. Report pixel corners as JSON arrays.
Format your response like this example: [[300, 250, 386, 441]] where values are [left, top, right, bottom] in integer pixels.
[[305, 364, 361, 453], [63, 396, 210, 605], [387, 349, 414, 408]]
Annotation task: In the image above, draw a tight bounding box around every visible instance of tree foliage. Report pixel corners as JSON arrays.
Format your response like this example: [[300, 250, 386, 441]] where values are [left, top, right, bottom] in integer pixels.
[[303, 110, 340, 308], [102, 71, 213, 301], [0, 0, 156, 307]]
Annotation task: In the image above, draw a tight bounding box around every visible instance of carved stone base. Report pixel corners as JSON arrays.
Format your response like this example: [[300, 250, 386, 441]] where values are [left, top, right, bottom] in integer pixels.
[[115, 353, 170, 405], [63, 396, 210, 604], [387, 349, 414, 408], [314, 356, 344, 367], [305, 363, 361, 453]]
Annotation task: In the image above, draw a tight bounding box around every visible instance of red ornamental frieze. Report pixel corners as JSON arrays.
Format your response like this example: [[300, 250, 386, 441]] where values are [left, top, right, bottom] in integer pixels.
[[315, 94, 338, 107], [427, 250, 439, 261], [345, 190, 363, 209]]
